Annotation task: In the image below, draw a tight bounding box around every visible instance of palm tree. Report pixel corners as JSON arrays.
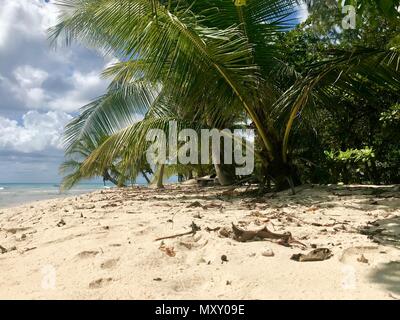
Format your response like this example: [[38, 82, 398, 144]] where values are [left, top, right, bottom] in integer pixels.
[[50, 0, 301, 190], [50, 0, 400, 191], [59, 135, 126, 191], [273, 1, 400, 162]]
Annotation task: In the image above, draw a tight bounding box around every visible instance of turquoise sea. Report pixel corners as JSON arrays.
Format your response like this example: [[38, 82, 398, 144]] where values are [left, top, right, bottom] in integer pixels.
[[0, 183, 113, 209]]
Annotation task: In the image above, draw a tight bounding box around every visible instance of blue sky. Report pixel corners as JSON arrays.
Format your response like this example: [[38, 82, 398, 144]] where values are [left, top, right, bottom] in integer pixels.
[[0, 0, 115, 182], [0, 0, 308, 183]]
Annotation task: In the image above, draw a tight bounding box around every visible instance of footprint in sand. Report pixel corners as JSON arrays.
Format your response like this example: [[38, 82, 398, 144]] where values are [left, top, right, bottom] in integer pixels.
[[89, 277, 113, 289], [76, 250, 99, 259], [100, 258, 119, 269]]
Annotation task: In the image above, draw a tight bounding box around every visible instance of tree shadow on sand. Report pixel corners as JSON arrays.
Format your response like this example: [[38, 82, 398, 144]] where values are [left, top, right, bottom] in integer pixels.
[[362, 216, 400, 296], [360, 216, 400, 248], [369, 261, 400, 295]]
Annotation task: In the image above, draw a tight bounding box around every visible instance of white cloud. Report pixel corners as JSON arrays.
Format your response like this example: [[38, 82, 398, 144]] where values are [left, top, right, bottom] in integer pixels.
[[0, 0, 114, 182], [5, 64, 108, 112], [0, 111, 72, 153], [14, 65, 49, 88], [11, 65, 49, 108], [297, 3, 309, 23], [0, 0, 111, 115], [0, 0, 58, 48], [48, 70, 109, 112]]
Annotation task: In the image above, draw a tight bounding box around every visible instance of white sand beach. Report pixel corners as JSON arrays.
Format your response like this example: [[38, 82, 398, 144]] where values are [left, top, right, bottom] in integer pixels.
[[0, 184, 399, 300]]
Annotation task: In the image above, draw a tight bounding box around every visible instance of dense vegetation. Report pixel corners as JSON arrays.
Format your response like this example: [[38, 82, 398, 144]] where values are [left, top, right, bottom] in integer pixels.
[[50, 0, 400, 191]]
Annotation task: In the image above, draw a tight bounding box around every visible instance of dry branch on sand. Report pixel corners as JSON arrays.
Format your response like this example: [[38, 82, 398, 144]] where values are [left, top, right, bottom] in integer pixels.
[[230, 223, 306, 247], [155, 222, 201, 241]]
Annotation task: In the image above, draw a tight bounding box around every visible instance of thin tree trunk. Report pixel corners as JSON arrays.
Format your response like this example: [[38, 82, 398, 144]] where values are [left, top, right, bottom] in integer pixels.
[[103, 170, 124, 187], [141, 170, 151, 184], [212, 147, 235, 186], [156, 164, 165, 188]]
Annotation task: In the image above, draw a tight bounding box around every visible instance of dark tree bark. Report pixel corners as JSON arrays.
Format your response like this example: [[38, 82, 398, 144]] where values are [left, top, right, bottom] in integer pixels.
[[141, 170, 151, 184], [103, 169, 125, 187], [156, 164, 165, 188]]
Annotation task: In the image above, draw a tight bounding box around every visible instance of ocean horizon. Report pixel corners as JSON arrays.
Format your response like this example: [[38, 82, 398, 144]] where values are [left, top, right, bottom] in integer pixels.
[[0, 182, 120, 209]]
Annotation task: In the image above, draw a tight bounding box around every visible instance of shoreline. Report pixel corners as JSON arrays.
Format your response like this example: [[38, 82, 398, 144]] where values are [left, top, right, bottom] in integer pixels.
[[0, 184, 399, 299], [0, 184, 115, 210]]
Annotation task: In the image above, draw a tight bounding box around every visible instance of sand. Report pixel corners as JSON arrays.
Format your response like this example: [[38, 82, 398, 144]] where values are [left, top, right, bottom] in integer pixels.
[[0, 184, 399, 300]]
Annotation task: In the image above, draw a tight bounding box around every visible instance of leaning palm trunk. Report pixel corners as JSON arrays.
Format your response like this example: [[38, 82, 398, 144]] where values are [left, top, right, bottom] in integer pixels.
[[141, 170, 151, 184], [214, 164, 235, 186], [103, 169, 126, 187], [211, 142, 235, 186]]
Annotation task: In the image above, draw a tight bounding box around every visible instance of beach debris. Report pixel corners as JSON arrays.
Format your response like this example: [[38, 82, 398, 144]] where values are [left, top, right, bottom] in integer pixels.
[[74, 204, 95, 210], [226, 280, 232, 285], [221, 255, 228, 263], [153, 278, 162, 281], [367, 221, 380, 227], [203, 203, 224, 210], [231, 223, 306, 247], [291, 248, 333, 262], [186, 201, 223, 211], [101, 202, 120, 209], [305, 206, 319, 213], [77, 250, 99, 259], [205, 226, 220, 232], [89, 277, 113, 289], [261, 249, 274, 257], [1, 227, 31, 234], [101, 258, 119, 269], [389, 293, 400, 300], [155, 222, 200, 241], [186, 201, 202, 208], [357, 254, 369, 264], [21, 247, 37, 253], [56, 219, 66, 227], [109, 243, 122, 247], [248, 211, 267, 218], [16, 233, 27, 241], [179, 241, 194, 249], [0, 245, 7, 254], [159, 244, 176, 257], [219, 227, 232, 238]]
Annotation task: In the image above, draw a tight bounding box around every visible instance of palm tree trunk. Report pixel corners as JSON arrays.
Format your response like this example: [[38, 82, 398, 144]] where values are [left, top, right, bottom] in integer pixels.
[[141, 170, 151, 184], [103, 170, 121, 187], [214, 163, 235, 186], [156, 164, 165, 188]]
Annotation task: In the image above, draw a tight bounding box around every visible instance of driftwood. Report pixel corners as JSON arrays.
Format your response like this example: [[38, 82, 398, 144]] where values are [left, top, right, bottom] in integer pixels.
[[231, 223, 306, 247], [291, 248, 333, 262], [155, 222, 200, 241]]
